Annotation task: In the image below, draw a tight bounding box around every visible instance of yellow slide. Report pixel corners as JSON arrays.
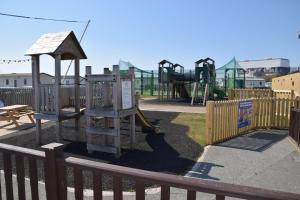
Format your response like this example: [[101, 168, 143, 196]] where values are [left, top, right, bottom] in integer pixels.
[[136, 108, 157, 133]]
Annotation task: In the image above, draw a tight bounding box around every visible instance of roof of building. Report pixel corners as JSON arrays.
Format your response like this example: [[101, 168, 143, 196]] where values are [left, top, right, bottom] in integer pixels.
[[238, 58, 290, 69], [195, 57, 215, 65], [158, 59, 173, 65], [25, 31, 87, 60], [239, 58, 289, 62], [0, 72, 53, 77], [272, 72, 300, 80], [173, 63, 184, 68]]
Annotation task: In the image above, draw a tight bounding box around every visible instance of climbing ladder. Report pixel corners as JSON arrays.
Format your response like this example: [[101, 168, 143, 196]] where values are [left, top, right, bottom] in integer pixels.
[[85, 65, 136, 157]]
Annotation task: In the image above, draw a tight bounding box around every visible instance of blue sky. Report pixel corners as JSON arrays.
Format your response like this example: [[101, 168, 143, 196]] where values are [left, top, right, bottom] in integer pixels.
[[0, 0, 300, 75]]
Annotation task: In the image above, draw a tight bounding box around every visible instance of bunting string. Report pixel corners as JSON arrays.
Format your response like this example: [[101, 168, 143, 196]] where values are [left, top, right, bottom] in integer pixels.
[[0, 59, 30, 64]]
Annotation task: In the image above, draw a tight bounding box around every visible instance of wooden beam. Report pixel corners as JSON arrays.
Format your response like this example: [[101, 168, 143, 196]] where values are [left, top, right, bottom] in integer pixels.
[[74, 58, 80, 140], [129, 67, 136, 149], [85, 66, 93, 153], [32, 55, 42, 144], [55, 55, 62, 142], [113, 65, 121, 157]]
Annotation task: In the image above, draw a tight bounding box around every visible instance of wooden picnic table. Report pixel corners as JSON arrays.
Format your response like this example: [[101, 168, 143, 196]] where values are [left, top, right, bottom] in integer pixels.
[[0, 105, 35, 127]]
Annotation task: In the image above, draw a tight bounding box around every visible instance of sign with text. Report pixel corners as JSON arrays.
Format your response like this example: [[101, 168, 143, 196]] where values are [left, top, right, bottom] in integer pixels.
[[121, 80, 132, 109], [238, 100, 252, 128]]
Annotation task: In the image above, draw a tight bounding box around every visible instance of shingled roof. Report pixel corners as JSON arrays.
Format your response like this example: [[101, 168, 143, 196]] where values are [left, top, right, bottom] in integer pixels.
[[25, 31, 87, 60]]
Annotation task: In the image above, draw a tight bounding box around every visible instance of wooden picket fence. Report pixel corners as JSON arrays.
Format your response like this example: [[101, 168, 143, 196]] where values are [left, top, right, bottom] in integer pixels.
[[0, 86, 85, 109], [228, 88, 295, 100], [206, 97, 300, 144], [0, 88, 34, 107]]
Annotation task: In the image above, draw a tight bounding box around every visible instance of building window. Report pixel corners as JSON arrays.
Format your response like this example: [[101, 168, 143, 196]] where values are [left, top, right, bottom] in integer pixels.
[[66, 80, 70, 84], [6, 80, 9, 85], [24, 79, 27, 85], [292, 81, 294, 86]]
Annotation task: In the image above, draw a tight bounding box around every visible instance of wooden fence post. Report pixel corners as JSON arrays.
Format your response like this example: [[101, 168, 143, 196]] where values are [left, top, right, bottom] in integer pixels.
[[205, 101, 214, 145], [228, 89, 233, 100], [291, 90, 295, 100], [42, 143, 67, 200]]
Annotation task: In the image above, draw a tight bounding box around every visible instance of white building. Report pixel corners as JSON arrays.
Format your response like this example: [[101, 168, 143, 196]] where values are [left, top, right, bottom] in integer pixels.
[[244, 78, 266, 88], [0, 73, 53, 88], [238, 58, 290, 78], [61, 75, 86, 85]]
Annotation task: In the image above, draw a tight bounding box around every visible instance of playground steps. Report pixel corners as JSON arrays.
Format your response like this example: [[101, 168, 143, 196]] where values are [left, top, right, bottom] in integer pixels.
[[86, 127, 117, 137], [86, 107, 136, 118]]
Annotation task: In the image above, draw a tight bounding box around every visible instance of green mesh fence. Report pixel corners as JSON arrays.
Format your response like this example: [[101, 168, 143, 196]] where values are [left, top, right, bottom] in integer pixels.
[[216, 57, 245, 93], [119, 60, 158, 96]]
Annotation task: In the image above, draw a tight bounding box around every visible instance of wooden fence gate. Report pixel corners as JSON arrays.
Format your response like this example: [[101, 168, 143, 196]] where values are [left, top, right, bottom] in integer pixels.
[[206, 97, 300, 144], [289, 108, 300, 148]]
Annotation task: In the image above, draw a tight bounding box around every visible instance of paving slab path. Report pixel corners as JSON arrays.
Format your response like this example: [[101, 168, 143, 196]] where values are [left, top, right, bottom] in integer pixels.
[[139, 97, 205, 113]]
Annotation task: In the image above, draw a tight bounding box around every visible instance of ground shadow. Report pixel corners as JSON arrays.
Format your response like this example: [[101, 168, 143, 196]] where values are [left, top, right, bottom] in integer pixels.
[[185, 162, 224, 180], [217, 130, 288, 152], [65, 133, 198, 174], [64, 111, 203, 175]]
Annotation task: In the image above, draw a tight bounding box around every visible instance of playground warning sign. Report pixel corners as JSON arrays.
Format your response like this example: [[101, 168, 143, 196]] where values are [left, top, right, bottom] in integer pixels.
[[238, 100, 252, 128], [121, 80, 132, 109]]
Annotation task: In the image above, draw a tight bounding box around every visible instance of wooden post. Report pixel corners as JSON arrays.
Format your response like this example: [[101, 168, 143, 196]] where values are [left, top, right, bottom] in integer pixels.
[[32, 55, 42, 144], [158, 66, 161, 101], [203, 84, 209, 106], [228, 89, 233, 100], [129, 67, 136, 149], [55, 55, 62, 142], [140, 71, 144, 96], [42, 143, 67, 200], [291, 89, 295, 100], [113, 65, 121, 157], [103, 68, 111, 146], [205, 101, 214, 144], [150, 70, 154, 96], [85, 66, 93, 153], [74, 58, 80, 140]]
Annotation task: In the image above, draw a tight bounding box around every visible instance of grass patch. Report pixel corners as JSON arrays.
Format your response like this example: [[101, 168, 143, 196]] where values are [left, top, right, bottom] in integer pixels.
[[172, 113, 206, 146]]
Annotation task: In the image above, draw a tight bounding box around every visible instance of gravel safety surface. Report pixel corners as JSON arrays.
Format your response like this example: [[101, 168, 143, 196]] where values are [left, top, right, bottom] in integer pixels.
[[0, 110, 203, 191]]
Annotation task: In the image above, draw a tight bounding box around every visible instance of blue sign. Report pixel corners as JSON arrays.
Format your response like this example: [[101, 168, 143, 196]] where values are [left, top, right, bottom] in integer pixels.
[[238, 100, 252, 128]]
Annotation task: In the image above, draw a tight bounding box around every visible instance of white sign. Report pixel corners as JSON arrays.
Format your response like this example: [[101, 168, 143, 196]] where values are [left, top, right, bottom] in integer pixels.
[[121, 80, 132, 109]]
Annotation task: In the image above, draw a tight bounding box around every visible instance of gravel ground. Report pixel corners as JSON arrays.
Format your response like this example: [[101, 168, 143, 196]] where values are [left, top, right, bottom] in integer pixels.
[[0, 111, 203, 191]]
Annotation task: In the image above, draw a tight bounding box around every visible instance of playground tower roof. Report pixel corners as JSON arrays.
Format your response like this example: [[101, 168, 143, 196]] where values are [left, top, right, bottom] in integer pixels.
[[216, 57, 244, 71], [25, 31, 87, 60], [158, 59, 173, 65]]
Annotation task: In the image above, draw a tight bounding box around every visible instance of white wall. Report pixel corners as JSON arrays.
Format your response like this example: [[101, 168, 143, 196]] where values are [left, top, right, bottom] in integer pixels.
[[245, 79, 265, 88], [238, 58, 290, 69], [0, 74, 53, 87]]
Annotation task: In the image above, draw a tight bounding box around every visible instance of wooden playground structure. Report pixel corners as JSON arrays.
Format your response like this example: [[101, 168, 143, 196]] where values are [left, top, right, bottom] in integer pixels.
[[85, 65, 136, 156], [157, 58, 217, 105], [26, 31, 86, 144], [25, 31, 145, 157]]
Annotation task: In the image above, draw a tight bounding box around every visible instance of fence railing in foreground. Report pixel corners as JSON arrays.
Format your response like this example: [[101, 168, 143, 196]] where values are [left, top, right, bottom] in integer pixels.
[[206, 97, 300, 145], [1, 142, 300, 200], [289, 108, 300, 148]]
